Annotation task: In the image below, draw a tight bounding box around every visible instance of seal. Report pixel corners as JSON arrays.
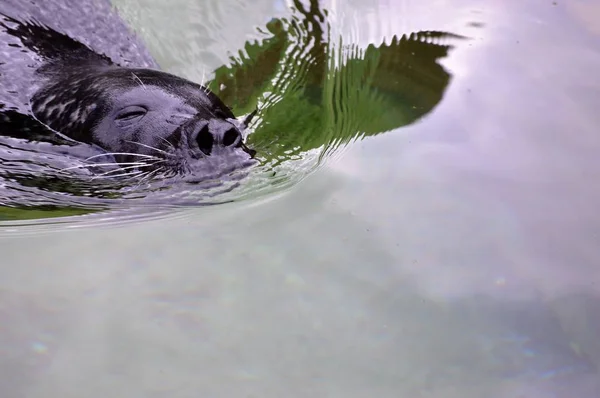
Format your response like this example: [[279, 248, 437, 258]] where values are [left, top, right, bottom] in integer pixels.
[[0, 0, 256, 181]]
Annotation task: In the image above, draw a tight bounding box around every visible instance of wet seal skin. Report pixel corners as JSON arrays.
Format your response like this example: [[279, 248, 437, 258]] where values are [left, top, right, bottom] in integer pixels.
[[0, 0, 257, 182]]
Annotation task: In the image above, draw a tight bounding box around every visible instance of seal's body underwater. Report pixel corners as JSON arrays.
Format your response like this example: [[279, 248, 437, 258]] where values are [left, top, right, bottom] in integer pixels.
[[0, 0, 256, 180]]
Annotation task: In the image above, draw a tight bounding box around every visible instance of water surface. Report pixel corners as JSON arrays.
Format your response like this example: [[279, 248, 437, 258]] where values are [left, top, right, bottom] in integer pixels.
[[1, 0, 599, 397]]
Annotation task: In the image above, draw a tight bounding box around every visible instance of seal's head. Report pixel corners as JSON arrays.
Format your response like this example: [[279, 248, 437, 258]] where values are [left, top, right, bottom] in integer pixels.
[[31, 67, 257, 180]]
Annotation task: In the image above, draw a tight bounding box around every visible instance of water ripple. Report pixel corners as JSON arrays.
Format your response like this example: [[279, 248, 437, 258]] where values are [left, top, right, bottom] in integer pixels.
[[1, 0, 468, 224]]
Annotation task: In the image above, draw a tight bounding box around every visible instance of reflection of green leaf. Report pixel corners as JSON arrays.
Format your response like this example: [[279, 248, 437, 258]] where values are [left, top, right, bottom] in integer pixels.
[[0, 206, 98, 221], [336, 32, 460, 136], [209, 19, 290, 115], [211, 0, 464, 161]]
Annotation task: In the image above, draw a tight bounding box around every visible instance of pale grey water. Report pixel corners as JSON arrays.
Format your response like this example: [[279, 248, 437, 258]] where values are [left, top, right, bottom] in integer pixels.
[[1, 0, 600, 397]]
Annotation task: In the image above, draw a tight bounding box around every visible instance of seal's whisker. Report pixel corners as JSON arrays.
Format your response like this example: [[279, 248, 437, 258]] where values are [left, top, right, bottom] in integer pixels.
[[116, 160, 167, 175], [157, 136, 175, 151], [140, 168, 162, 182], [124, 140, 171, 156], [90, 171, 144, 180], [121, 168, 158, 183], [101, 162, 148, 167], [131, 72, 146, 90], [58, 161, 149, 173], [84, 152, 160, 162], [199, 66, 210, 95], [131, 168, 163, 190], [144, 159, 167, 167], [123, 159, 167, 170], [58, 163, 112, 173], [95, 163, 153, 177], [58, 164, 93, 173], [91, 162, 148, 168]]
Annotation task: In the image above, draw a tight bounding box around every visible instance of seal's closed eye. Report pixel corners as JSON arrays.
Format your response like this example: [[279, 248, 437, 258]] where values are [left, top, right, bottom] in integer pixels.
[[115, 105, 147, 123]]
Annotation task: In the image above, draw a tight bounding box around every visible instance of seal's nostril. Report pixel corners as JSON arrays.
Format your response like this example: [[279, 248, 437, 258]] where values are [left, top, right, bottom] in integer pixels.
[[222, 128, 240, 147], [196, 125, 213, 156]]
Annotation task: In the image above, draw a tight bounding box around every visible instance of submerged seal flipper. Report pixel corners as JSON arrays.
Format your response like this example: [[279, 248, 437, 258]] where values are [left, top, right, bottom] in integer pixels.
[[0, 0, 158, 114], [0, 14, 113, 144], [0, 0, 157, 69], [0, 14, 114, 66], [0, 0, 159, 143]]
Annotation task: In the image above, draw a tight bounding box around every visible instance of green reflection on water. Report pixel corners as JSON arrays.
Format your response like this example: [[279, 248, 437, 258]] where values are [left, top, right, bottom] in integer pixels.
[[209, 0, 464, 162], [0, 0, 465, 219], [0, 205, 100, 221]]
